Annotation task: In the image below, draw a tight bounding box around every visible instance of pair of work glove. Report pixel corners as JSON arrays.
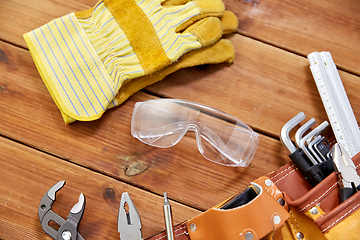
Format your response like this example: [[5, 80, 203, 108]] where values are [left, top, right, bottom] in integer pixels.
[[24, 0, 238, 124]]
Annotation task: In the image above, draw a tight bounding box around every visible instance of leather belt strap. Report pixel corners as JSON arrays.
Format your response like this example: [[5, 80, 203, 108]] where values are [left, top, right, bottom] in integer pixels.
[[146, 182, 289, 240]]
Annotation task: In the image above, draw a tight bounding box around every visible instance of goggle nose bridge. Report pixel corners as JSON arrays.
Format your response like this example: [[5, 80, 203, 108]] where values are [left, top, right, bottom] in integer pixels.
[[179, 123, 205, 154]]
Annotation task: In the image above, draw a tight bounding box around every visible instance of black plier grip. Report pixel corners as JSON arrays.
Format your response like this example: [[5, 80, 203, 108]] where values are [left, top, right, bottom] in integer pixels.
[[333, 144, 360, 203]]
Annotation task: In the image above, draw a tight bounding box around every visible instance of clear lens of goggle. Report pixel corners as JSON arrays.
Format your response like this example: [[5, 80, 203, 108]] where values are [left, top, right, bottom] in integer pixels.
[[131, 99, 259, 167]]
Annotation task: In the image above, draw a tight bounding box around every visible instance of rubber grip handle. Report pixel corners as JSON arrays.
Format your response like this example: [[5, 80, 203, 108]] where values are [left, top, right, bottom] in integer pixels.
[[289, 149, 312, 176], [339, 187, 356, 203], [221, 187, 257, 210], [289, 149, 322, 187]]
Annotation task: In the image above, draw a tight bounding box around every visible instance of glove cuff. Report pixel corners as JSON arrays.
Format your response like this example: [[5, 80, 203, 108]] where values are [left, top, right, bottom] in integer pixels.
[[23, 0, 226, 123], [23, 12, 116, 122]]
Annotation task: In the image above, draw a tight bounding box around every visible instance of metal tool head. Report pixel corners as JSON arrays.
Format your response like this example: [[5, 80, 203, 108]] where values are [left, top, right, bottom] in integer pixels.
[[38, 181, 85, 240], [58, 193, 86, 240], [295, 118, 316, 148], [39, 181, 65, 222], [308, 135, 326, 163], [118, 192, 143, 240], [333, 143, 360, 188], [299, 121, 329, 165], [280, 112, 306, 154]]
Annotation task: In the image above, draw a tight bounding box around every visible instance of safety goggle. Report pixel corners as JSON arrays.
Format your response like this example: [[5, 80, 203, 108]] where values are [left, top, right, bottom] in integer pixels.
[[131, 99, 259, 167]]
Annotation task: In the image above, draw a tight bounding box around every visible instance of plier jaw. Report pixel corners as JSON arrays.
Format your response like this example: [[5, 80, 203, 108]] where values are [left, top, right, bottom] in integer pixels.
[[333, 144, 360, 202], [38, 181, 85, 240], [118, 192, 143, 240]]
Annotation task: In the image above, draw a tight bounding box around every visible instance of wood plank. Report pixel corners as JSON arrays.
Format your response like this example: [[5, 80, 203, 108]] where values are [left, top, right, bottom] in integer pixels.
[[0, 39, 291, 211], [1, 0, 359, 238], [226, 0, 360, 75], [1, 0, 359, 75], [146, 34, 360, 137], [0, 136, 200, 239], [0, 0, 95, 47], [1, 0, 359, 136]]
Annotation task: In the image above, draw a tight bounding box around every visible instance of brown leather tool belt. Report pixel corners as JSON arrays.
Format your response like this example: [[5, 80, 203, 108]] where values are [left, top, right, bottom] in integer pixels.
[[147, 153, 360, 240]]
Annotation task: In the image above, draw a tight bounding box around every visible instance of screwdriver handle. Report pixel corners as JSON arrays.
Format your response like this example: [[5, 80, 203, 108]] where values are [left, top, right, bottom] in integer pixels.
[[339, 187, 356, 203]]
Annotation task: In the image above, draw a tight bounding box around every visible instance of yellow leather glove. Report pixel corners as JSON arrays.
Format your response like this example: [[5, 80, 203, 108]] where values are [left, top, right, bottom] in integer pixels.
[[111, 11, 238, 107], [161, 0, 238, 35], [63, 10, 238, 124], [23, 0, 228, 123]]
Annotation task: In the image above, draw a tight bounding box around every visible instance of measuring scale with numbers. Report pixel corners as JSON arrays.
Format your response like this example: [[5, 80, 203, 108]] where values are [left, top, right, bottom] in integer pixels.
[[308, 51, 360, 158]]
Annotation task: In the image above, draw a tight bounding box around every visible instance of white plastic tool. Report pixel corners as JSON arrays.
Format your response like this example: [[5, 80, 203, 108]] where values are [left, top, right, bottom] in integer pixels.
[[308, 51, 360, 158]]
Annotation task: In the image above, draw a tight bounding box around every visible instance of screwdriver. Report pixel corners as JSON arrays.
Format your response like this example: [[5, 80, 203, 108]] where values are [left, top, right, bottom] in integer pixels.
[[163, 193, 175, 240]]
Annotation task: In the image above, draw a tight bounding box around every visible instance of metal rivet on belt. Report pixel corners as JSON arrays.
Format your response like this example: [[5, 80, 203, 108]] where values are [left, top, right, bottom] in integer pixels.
[[278, 198, 285, 206], [265, 179, 273, 187], [296, 232, 304, 239], [244, 232, 254, 240], [273, 214, 281, 225], [310, 207, 318, 215], [189, 223, 197, 231]]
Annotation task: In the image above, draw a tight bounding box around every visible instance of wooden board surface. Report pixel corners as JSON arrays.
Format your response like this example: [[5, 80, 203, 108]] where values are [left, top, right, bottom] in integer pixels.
[[146, 34, 360, 137], [1, 0, 360, 239], [0, 40, 290, 210], [229, 0, 360, 75], [1, 0, 360, 75], [0, 137, 200, 239]]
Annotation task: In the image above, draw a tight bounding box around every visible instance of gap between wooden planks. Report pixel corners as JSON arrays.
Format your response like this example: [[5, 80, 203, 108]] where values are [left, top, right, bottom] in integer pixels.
[[0, 38, 290, 211], [145, 33, 360, 136], [0, 136, 200, 239], [1, 0, 360, 75]]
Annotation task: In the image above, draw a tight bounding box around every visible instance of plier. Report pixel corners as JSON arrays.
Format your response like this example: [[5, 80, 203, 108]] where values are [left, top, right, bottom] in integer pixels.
[[333, 143, 360, 203], [118, 192, 143, 240], [38, 181, 86, 240]]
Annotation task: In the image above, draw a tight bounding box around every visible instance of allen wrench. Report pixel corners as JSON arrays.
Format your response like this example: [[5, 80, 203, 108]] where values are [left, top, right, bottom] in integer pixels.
[[280, 112, 306, 154], [295, 118, 316, 148], [281, 112, 333, 186], [299, 121, 329, 165]]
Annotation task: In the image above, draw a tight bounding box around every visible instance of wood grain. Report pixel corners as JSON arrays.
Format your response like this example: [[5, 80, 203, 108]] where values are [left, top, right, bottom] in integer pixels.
[[2, 0, 360, 137], [1, 0, 359, 75], [0, 0, 95, 47], [1, 0, 360, 238], [145, 34, 360, 137], [226, 0, 360, 75], [0, 40, 290, 211], [0, 137, 200, 239]]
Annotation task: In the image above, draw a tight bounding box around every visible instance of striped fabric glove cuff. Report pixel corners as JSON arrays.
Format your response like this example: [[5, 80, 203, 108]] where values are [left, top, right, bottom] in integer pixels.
[[23, 0, 225, 123]]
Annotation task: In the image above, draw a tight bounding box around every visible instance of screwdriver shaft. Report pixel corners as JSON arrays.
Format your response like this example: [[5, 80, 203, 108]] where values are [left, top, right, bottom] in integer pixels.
[[163, 193, 175, 240]]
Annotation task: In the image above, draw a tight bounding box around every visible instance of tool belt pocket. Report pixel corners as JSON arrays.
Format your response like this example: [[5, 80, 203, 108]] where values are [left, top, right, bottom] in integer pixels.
[[186, 182, 290, 240], [268, 153, 360, 240], [147, 155, 360, 240]]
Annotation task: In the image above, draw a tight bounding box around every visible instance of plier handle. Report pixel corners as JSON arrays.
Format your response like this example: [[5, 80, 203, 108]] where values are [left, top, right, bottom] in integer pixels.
[[333, 144, 360, 203]]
